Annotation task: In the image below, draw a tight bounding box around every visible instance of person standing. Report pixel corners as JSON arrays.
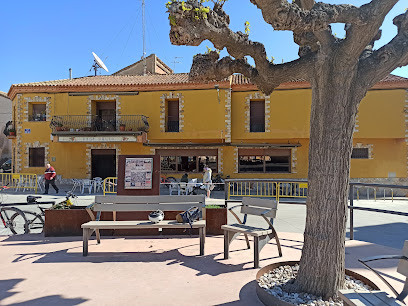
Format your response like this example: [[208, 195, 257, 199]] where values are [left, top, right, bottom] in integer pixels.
[[203, 165, 212, 198], [44, 163, 59, 194]]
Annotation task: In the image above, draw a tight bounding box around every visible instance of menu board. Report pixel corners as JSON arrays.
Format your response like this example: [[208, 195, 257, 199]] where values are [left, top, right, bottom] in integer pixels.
[[124, 158, 153, 189]]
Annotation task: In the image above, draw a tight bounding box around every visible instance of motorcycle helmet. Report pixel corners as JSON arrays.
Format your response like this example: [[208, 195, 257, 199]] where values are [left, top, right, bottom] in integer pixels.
[[148, 210, 164, 223]]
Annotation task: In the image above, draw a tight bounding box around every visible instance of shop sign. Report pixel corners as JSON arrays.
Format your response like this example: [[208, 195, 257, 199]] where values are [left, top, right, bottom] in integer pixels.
[[58, 135, 139, 142]]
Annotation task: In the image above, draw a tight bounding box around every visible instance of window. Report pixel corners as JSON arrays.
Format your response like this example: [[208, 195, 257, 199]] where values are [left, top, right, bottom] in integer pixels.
[[351, 148, 369, 159], [158, 149, 217, 173], [239, 149, 290, 173], [166, 100, 179, 132], [250, 100, 265, 132], [29, 147, 45, 167], [30, 104, 46, 121]]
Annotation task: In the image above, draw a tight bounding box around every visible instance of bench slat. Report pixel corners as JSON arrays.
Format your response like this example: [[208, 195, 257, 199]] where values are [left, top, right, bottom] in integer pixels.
[[95, 195, 205, 205], [339, 290, 404, 306], [93, 203, 204, 212], [221, 224, 273, 237], [397, 257, 408, 277], [240, 206, 277, 218], [242, 197, 277, 209], [82, 220, 206, 229]]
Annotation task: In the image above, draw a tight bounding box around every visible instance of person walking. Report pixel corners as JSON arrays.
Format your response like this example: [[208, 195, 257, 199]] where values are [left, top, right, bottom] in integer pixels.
[[203, 165, 212, 198], [44, 163, 59, 194]]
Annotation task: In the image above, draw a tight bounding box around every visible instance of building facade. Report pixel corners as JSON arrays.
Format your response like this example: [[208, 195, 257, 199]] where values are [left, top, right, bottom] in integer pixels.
[[6, 62, 408, 182]]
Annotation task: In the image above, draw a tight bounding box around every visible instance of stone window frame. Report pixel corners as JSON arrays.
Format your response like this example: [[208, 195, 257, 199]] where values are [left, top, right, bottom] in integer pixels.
[[24, 141, 49, 169], [244, 93, 270, 133], [86, 94, 121, 123], [352, 143, 374, 159], [160, 93, 185, 133], [23, 96, 51, 123]]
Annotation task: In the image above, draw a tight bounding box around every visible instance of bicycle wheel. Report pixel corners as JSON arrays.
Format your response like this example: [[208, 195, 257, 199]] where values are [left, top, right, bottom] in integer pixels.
[[0, 207, 29, 235], [22, 211, 44, 233]]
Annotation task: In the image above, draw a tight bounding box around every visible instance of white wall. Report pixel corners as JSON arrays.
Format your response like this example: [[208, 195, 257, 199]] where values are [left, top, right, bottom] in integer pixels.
[[0, 94, 12, 162]]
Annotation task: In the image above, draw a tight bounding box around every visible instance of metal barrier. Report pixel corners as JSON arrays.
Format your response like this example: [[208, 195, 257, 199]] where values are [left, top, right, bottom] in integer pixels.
[[103, 177, 117, 195], [0, 173, 38, 193], [225, 179, 308, 202], [349, 183, 408, 240]]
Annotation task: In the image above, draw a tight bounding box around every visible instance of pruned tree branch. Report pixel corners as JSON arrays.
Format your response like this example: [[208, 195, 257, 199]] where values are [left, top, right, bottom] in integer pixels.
[[168, 1, 316, 92], [189, 51, 315, 95], [358, 11, 408, 88], [339, 0, 399, 63]]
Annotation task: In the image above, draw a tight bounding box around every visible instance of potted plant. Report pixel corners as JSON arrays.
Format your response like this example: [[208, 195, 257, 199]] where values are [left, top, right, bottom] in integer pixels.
[[8, 128, 16, 136], [119, 123, 126, 131]]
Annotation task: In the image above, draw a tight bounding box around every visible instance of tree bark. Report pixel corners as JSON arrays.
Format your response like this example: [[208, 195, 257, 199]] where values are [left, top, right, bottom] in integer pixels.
[[295, 63, 367, 298]]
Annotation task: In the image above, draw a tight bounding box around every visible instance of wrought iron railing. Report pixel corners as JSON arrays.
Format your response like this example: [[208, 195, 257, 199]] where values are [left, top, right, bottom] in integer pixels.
[[50, 115, 149, 133], [166, 119, 179, 132]]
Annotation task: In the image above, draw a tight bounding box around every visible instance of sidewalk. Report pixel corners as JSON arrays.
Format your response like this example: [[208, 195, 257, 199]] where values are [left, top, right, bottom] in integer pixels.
[[0, 233, 406, 305]]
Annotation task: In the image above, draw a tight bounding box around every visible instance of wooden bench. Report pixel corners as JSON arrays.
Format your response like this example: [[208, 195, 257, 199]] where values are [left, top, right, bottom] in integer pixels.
[[221, 197, 282, 268], [81, 195, 206, 256], [339, 240, 408, 306]]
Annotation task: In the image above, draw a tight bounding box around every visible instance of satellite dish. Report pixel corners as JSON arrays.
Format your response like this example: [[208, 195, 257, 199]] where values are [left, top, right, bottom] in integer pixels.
[[91, 52, 109, 76]]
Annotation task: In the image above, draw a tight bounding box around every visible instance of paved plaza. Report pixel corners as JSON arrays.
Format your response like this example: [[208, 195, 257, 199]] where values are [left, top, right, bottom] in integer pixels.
[[0, 188, 407, 305]]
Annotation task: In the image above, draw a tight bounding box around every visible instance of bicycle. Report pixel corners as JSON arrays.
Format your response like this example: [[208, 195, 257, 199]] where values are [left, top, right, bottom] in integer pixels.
[[0, 185, 29, 235], [22, 190, 78, 233]]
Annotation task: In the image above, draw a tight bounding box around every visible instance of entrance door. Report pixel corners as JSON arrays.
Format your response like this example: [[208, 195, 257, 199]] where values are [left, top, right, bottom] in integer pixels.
[[96, 102, 116, 131], [91, 149, 116, 179]]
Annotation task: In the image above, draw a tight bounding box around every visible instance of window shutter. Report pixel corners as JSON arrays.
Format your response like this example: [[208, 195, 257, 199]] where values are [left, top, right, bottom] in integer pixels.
[[250, 100, 265, 132], [166, 100, 179, 132]]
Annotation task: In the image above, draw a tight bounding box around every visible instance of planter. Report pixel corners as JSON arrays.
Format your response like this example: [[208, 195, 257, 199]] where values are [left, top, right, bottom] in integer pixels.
[[119, 125, 126, 131], [255, 261, 380, 306], [8, 132, 15, 136], [204, 206, 227, 235], [44, 208, 199, 237]]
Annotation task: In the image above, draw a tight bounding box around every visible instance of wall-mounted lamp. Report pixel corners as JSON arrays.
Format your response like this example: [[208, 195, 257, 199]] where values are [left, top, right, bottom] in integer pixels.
[[215, 84, 220, 104]]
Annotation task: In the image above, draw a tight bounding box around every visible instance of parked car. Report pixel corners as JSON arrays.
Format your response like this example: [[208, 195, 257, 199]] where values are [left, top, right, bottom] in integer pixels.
[[0, 159, 12, 173]]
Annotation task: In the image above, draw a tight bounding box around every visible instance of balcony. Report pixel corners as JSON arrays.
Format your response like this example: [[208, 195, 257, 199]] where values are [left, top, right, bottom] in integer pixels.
[[50, 115, 149, 134], [3, 121, 16, 138]]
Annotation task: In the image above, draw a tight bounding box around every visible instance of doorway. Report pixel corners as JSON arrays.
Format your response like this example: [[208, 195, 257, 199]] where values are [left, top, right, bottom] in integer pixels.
[[95, 102, 116, 131], [91, 149, 116, 179]]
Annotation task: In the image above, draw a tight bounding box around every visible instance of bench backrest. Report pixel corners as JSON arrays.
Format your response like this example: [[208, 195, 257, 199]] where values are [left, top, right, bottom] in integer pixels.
[[241, 197, 277, 219], [398, 240, 408, 277], [93, 195, 205, 212]]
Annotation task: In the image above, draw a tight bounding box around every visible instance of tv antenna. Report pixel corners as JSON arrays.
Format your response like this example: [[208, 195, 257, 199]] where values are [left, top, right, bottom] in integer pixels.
[[172, 57, 182, 71], [142, 0, 147, 75], [91, 52, 109, 76]]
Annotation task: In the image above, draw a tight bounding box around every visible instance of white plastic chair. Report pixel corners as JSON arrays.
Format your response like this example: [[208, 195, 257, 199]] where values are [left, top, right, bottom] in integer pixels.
[[36, 175, 44, 192], [93, 177, 103, 193], [178, 182, 188, 195], [71, 179, 83, 193], [81, 179, 94, 194]]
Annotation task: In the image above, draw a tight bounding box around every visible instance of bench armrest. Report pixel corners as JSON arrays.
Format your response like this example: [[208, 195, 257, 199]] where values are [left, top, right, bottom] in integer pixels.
[[86, 203, 96, 221], [358, 256, 403, 298], [228, 204, 243, 211], [227, 205, 244, 225], [359, 255, 404, 263]]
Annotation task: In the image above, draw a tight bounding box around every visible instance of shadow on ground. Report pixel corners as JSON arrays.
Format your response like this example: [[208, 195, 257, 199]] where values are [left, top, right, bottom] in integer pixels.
[[0, 278, 87, 306], [347, 222, 408, 249]]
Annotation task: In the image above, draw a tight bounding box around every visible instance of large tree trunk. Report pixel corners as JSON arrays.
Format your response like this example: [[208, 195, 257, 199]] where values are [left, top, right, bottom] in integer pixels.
[[295, 65, 367, 298]]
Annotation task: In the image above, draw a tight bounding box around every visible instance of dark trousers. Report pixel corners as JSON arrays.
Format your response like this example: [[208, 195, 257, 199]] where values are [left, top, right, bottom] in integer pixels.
[[44, 178, 59, 194]]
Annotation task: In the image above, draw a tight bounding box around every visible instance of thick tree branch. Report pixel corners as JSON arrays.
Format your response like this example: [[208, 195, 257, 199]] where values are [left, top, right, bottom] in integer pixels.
[[168, 2, 271, 75], [189, 51, 315, 95], [339, 0, 399, 63], [358, 11, 408, 88]]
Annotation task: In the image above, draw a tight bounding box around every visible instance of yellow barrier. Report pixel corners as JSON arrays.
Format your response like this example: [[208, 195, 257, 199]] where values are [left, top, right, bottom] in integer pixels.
[[227, 180, 307, 202], [0, 173, 38, 193], [103, 177, 117, 195]]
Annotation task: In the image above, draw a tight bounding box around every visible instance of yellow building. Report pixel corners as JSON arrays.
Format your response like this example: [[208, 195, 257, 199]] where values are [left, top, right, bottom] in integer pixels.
[[6, 55, 408, 183]]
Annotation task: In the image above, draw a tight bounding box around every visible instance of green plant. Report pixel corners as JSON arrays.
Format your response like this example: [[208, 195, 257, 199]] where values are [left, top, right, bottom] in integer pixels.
[[205, 204, 225, 209], [51, 200, 72, 210]]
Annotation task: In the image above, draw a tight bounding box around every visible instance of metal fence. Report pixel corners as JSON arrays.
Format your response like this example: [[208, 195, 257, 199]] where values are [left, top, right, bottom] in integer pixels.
[[0, 173, 38, 193], [225, 179, 308, 202], [103, 177, 117, 195]]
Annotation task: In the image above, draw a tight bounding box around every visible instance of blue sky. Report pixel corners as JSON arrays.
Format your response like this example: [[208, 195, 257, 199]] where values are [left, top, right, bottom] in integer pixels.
[[0, 0, 407, 93]]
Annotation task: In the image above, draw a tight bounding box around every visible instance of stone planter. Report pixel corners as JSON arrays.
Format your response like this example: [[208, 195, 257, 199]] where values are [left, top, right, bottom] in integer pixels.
[[204, 206, 227, 235], [255, 261, 380, 306], [44, 208, 199, 237]]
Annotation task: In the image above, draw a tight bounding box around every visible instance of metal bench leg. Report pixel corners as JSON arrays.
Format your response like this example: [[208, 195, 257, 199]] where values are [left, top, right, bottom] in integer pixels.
[[83, 228, 92, 256], [224, 230, 230, 259], [254, 236, 260, 269], [96, 229, 101, 244], [199, 227, 205, 255]]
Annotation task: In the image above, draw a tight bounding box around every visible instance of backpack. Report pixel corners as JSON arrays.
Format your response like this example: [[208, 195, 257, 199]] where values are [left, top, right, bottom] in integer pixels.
[[176, 206, 200, 229]]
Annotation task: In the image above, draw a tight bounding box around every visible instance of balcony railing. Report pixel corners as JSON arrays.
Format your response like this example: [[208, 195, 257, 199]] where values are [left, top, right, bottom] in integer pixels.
[[50, 115, 149, 133]]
